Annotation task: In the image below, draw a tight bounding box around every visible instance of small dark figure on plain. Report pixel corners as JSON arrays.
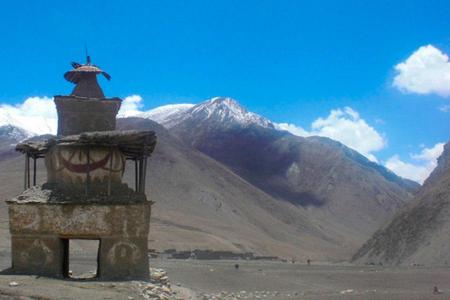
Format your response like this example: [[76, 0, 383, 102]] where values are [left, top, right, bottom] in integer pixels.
[[307, 259, 311, 266], [433, 286, 443, 294], [291, 258, 296, 264], [234, 264, 239, 270]]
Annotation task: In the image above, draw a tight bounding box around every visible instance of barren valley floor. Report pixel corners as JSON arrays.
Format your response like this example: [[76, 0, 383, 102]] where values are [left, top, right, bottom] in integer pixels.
[[0, 254, 448, 299]]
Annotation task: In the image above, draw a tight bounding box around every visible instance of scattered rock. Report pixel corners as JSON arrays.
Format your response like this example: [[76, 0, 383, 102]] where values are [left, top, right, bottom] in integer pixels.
[[340, 289, 354, 294], [199, 290, 308, 300], [143, 268, 176, 299]]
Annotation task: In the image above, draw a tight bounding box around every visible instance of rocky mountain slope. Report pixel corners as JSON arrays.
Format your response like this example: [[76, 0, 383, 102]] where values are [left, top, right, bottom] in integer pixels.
[[352, 141, 450, 266], [160, 97, 419, 242], [117, 118, 360, 259]]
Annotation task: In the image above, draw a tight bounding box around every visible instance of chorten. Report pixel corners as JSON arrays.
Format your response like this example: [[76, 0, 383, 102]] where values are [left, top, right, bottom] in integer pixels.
[[8, 57, 156, 280]]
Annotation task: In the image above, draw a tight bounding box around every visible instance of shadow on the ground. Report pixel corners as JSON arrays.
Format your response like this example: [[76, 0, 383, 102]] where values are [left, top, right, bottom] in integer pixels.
[[0, 268, 13, 275]]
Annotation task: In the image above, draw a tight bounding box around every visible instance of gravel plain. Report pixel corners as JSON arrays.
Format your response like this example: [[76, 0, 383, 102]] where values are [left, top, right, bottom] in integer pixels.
[[150, 259, 450, 299], [0, 254, 448, 299]]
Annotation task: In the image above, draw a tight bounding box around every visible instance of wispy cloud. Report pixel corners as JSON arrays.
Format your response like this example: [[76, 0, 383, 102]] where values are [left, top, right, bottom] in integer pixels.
[[385, 143, 445, 184], [439, 104, 450, 112], [275, 122, 310, 137]]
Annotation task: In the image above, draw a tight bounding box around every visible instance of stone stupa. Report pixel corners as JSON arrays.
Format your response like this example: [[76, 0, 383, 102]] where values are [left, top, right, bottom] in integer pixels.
[[8, 56, 156, 280]]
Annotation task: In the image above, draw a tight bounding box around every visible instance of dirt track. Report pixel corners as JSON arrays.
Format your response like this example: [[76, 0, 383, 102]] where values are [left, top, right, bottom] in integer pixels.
[[0, 255, 448, 299]]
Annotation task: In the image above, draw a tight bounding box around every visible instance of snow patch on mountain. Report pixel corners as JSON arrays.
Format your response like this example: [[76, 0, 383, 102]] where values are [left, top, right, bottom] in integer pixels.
[[0, 125, 33, 142], [139, 103, 194, 127]]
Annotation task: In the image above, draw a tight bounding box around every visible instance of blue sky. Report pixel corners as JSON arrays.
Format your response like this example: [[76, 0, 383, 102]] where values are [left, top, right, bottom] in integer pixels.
[[0, 1, 449, 183]]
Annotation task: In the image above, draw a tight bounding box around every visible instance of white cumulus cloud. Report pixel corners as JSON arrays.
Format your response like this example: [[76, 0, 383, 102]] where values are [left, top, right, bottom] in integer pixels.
[[0, 94, 147, 135], [393, 45, 450, 97], [275, 107, 386, 162], [385, 142, 445, 184], [0, 96, 57, 135], [117, 95, 144, 118]]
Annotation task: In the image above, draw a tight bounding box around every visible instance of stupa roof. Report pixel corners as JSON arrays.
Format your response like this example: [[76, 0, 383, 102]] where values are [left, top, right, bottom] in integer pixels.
[[64, 56, 111, 84], [15, 130, 156, 160]]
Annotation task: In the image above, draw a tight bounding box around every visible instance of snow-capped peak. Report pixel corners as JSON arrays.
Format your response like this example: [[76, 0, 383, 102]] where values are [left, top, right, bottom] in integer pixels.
[[138, 97, 274, 129], [183, 97, 274, 128]]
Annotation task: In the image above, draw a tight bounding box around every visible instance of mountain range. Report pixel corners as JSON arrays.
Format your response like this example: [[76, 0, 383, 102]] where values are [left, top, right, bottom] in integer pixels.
[[0, 97, 424, 261]]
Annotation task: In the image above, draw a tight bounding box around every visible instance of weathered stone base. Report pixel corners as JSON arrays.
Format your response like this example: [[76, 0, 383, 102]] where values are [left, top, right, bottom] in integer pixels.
[[8, 202, 151, 280]]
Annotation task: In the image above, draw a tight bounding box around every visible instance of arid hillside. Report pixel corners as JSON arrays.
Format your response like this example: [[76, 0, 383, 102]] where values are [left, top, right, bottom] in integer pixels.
[[166, 98, 418, 243], [353, 141, 450, 265]]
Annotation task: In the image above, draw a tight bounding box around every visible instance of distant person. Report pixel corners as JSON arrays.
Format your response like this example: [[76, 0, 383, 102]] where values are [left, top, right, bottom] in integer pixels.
[[307, 259, 311, 266], [234, 264, 239, 270], [433, 286, 442, 295]]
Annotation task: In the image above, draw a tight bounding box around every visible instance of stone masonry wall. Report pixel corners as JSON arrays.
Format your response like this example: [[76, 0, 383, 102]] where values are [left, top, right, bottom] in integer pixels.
[[9, 202, 151, 280]]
